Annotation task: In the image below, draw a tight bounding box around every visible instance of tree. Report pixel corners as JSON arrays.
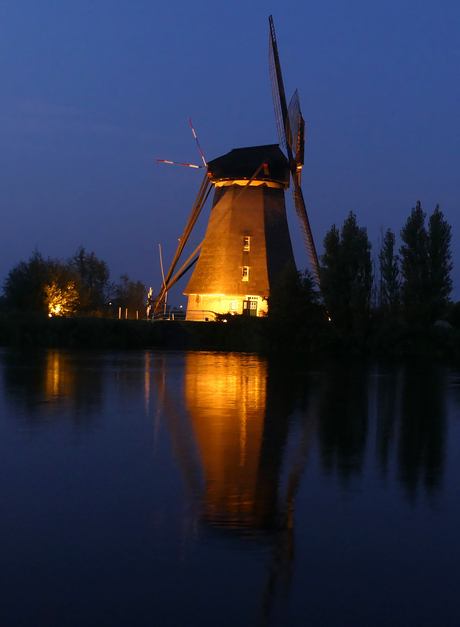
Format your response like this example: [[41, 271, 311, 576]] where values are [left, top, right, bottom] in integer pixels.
[[68, 246, 111, 313], [379, 229, 400, 316], [320, 225, 343, 322], [3, 250, 80, 315], [115, 274, 147, 318], [267, 265, 325, 351], [427, 205, 452, 320], [3, 249, 50, 312], [45, 280, 79, 317], [400, 201, 452, 324], [321, 212, 373, 333], [268, 265, 322, 322], [400, 201, 428, 323]]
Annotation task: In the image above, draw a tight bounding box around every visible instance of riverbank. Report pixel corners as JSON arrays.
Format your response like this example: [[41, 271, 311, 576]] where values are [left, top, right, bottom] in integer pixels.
[[1, 312, 459, 360], [0, 313, 266, 352]]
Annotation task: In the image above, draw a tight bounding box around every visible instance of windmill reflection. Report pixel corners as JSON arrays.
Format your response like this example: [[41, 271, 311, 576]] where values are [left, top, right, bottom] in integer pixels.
[[154, 351, 317, 625], [184, 353, 270, 530]]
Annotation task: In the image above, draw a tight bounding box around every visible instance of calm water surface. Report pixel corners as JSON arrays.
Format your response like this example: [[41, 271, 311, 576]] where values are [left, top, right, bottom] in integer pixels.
[[1, 348, 460, 626]]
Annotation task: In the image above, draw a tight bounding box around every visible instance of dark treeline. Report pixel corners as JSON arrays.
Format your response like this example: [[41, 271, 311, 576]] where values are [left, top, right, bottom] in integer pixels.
[[1, 246, 147, 319], [266, 200, 458, 359]]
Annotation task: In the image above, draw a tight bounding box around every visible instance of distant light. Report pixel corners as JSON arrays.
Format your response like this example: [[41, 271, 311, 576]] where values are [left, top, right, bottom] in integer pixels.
[[48, 314, 52, 318]]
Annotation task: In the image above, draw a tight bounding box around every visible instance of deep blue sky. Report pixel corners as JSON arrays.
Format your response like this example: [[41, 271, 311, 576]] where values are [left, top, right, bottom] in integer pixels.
[[1, 0, 459, 304]]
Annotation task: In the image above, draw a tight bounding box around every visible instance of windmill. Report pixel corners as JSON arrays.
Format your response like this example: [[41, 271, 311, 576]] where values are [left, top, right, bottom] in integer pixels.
[[153, 16, 320, 320]]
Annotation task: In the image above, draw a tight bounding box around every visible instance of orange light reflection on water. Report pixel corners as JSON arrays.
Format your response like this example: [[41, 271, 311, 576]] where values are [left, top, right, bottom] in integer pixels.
[[185, 352, 267, 526]]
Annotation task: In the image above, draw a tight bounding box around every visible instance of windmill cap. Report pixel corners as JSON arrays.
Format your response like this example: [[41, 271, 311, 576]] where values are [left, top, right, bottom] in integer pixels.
[[207, 144, 290, 187]]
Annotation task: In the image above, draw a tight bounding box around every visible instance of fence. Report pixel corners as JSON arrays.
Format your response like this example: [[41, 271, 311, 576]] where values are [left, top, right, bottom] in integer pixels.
[[152, 310, 216, 322]]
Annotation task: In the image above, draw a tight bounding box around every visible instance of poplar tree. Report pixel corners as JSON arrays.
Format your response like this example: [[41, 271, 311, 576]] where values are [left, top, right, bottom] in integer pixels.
[[321, 212, 372, 333], [427, 205, 452, 320], [379, 229, 400, 315], [321, 225, 343, 323], [400, 201, 452, 324], [400, 201, 429, 323]]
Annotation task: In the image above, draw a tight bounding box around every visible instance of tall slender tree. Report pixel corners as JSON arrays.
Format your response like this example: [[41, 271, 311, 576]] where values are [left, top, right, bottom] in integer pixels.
[[400, 201, 429, 323], [379, 229, 400, 316], [400, 201, 452, 324], [321, 225, 343, 322], [427, 205, 452, 320], [321, 212, 372, 333]]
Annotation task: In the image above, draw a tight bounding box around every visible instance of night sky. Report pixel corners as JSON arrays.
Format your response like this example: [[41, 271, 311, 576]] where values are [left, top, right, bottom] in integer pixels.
[[1, 0, 459, 305]]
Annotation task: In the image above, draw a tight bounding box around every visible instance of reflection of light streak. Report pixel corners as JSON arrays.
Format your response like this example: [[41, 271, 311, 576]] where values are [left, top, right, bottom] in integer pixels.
[[239, 401, 247, 467], [52, 353, 59, 396], [44, 350, 75, 401], [144, 351, 151, 416]]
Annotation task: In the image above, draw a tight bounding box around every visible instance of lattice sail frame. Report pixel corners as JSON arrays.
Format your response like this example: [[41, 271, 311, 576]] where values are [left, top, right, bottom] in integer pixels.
[[268, 15, 321, 287]]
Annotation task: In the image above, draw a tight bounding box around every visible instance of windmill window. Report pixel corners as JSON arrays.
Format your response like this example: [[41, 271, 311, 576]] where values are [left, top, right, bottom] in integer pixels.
[[242, 266, 249, 281], [243, 236, 250, 252]]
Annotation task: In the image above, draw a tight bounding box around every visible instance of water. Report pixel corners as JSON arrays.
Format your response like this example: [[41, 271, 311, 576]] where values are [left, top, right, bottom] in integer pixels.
[[1, 348, 460, 627]]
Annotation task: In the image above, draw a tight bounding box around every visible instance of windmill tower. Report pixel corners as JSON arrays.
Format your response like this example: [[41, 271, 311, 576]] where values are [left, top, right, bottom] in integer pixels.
[[154, 17, 320, 320], [184, 145, 295, 318]]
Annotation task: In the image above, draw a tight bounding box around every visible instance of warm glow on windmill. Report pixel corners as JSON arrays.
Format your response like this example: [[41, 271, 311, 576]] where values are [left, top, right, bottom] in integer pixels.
[[153, 16, 320, 320]]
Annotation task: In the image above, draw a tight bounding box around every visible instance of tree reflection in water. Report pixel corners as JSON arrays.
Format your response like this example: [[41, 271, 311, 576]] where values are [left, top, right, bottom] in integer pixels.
[[374, 363, 447, 498], [316, 361, 369, 482], [0, 348, 452, 625], [153, 352, 449, 624], [397, 364, 447, 497], [0, 348, 104, 428]]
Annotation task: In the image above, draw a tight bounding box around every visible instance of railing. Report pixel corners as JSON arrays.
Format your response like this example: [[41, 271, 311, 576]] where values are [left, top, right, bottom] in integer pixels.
[[152, 310, 216, 322]]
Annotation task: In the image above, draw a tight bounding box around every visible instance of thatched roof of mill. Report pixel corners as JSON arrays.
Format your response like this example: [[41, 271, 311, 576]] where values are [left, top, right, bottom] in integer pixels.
[[207, 144, 289, 186]]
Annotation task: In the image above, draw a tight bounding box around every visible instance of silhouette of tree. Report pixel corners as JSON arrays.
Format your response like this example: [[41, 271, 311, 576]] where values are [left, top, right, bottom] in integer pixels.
[[3, 250, 79, 315], [267, 265, 324, 350], [379, 228, 400, 316], [114, 273, 146, 318], [400, 201, 429, 324], [69, 246, 111, 314], [427, 205, 452, 321], [400, 201, 452, 324], [321, 212, 372, 334]]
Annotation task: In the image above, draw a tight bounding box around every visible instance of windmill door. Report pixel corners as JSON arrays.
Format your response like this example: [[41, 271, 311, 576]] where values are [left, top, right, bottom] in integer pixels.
[[243, 296, 258, 317]]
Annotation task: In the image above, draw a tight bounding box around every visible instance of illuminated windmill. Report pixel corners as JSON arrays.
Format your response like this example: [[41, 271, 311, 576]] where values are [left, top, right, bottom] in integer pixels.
[[154, 16, 320, 320]]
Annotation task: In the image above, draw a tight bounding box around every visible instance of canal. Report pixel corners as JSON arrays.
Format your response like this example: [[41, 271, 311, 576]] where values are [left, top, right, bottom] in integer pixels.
[[0, 349, 459, 626]]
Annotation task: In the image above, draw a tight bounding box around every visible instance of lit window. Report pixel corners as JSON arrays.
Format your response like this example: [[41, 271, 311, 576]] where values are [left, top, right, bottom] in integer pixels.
[[243, 236, 250, 252], [229, 301, 238, 311], [242, 266, 249, 281], [248, 296, 258, 311]]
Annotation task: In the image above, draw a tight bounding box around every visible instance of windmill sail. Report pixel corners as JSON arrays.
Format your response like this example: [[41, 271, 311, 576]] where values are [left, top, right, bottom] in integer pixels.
[[268, 17, 291, 157], [268, 15, 321, 286], [288, 90, 305, 170]]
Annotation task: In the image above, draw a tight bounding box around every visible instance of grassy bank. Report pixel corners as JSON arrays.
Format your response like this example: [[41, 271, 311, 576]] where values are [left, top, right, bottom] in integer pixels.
[[1, 312, 460, 360], [0, 313, 267, 352]]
